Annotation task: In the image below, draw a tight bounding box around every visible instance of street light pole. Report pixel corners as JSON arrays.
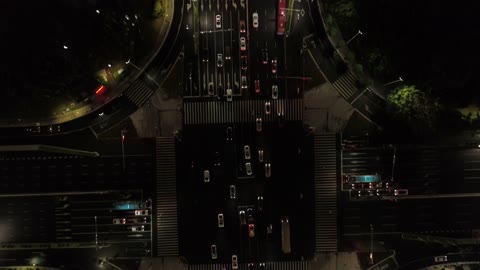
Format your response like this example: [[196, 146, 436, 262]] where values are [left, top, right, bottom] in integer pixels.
[[121, 129, 127, 173], [384, 77, 404, 86], [370, 224, 374, 265], [346, 30, 363, 45]]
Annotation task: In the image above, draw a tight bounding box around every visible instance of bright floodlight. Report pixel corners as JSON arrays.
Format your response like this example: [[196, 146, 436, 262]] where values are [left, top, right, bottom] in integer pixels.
[[96, 9, 100, 14], [126, 59, 131, 64], [399, 77, 403, 81], [107, 64, 112, 68], [63, 45, 68, 50]]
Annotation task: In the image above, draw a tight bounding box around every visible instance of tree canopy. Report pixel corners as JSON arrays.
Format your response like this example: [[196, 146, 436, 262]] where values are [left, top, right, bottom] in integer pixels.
[[386, 85, 442, 134]]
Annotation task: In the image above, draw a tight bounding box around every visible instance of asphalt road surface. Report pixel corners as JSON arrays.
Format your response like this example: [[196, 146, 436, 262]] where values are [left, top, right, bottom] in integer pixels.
[[177, 121, 314, 264]]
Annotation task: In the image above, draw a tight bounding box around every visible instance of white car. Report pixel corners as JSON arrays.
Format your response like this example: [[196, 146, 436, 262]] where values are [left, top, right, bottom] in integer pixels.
[[218, 213, 225, 228], [252, 12, 259, 28], [244, 145, 251, 160], [265, 101, 271, 114], [239, 210, 246, 225], [265, 163, 271, 178], [215, 15, 221, 29], [240, 37, 246, 51], [232, 255, 238, 269], [211, 244, 218, 259], [258, 149, 264, 163], [256, 117, 262, 132], [246, 162, 252, 176], [226, 88, 232, 101], [131, 225, 145, 232], [230, 185, 236, 199], [204, 169, 210, 182], [135, 210, 149, 216], [272, 85, 278, 99]]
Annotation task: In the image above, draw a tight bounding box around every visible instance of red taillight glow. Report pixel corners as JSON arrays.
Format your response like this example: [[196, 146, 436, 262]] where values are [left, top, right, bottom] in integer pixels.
[[95, 85, 106, 95]]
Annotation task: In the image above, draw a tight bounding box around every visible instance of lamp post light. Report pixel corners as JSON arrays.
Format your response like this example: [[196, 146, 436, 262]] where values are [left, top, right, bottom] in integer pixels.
[[346, 30, 363, 45], [370, 224, 374, 265], [384, 77, 404, 86], [121, 129, 127, 172]]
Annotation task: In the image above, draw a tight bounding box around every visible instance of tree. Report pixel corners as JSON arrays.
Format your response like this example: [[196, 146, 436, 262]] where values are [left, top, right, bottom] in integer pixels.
[[153, 0, 164, 18], [386, 85, 442, 135]]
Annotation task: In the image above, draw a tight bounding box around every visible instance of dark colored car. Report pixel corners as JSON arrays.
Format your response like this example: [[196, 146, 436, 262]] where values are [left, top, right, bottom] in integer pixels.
[[226, 127, 233, 141], [241, 56, 248, 70], [261, 49, 268, 64]]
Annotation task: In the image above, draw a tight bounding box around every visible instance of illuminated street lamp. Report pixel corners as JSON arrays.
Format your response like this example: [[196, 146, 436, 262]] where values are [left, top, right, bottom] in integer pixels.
[[121, 129, 127, 172], [346, 30, 363, 45], [384, 77, 404, 86], [63, 45, 68, 50]]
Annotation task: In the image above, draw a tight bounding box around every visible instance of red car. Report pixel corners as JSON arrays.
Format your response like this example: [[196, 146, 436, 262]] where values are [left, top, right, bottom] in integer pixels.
[[254, 80, 260, 94], [271, 58, 277, 74], [248, 223, 255, 237], [240, 20, 246, 33]]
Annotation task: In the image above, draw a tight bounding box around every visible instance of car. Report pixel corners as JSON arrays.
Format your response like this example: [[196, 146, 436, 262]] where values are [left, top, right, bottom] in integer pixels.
[[254, 80, 260, 94], [217, 54, 223, 67], [252, 12, 259, 28], [357, 190, 375, 197], [258, 149, 264, 163], [267, 224, 273, 234], [211, 244, 218, 259], [226, 126, 233, 141], [113, 201, 146, 210], [218, 213, 225, 228], [202, 48, 209, 62], [245, 162, 252, 175], [376, 189, 390, 196], [248, 223, 255, 237], [278, 109, 285, 127], [256, 117, 262, 132], [225, 46, 231, 60], [257, 196, 264, 211], [259, 263, 266, 270], [247, 207, 254, 223], [204, 169, 210, 182], [271, 58, 277, 74], [265, 101, 271, 114], [351, 183, 367, 189], [394, 189, 408, 196], [261, 49, 268, 64], [244, 145, 251, 160], [248, 263, 255, 270], [217, 84, 224, 99], [369, 182, 383, 189], [434, 256, 447, 263], [208, 82, 214, 96], [241, 76, 248, 89], [226, 88, 233, 101], [240, 37, 246, 51], [214, 151, 221, 167], [131, 225, 145, 232], [272, 85, 278, 99], [232, 255, 238, 269], [130, 217, 148, 224], [113, 218, 126, 224], [265, 163, 271, 178], [215, 14, 221, 29], [239, 210, 246, 225], [230, 185, 236, 199], [135, 210, 149, 216], [240, 20, 246, 33], [241, 56, 248, 70]]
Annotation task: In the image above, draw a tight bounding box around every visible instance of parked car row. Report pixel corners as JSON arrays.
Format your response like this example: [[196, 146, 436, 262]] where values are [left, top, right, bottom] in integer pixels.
[[352, 188, 408, 198]]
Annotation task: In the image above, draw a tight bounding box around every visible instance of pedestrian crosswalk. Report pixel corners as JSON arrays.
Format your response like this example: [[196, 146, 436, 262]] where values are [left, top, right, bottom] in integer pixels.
[[183, 99, 303, 125], [332, 70, 359, 101], [188, 261, 309, 270], [314, 133, 338, 252], [123, 79, 155, 107], [155, 137, 179, 257]]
